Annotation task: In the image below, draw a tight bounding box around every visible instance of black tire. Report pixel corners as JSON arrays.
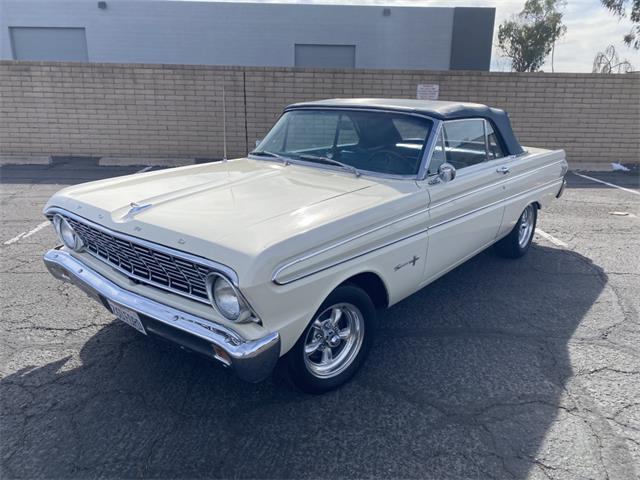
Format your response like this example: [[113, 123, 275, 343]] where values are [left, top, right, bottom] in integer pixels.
[[495, 203, 537, 259], [285, 284, 376, 394]]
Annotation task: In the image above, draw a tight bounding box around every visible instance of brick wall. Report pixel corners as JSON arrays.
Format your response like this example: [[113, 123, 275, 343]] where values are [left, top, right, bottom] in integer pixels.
[[0, 63, 248, 159], [1, 61, 639, 168]]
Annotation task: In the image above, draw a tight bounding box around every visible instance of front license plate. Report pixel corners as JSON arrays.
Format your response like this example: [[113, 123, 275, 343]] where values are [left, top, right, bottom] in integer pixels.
[[107, 300, 147, 335]]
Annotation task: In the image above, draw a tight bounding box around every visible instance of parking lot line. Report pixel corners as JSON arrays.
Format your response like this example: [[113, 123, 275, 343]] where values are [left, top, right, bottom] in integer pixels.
[[3, 220, 50, 245], [536, 228, 568, 248], [2, 165, 156, 247], [573, 172, 640, 196]]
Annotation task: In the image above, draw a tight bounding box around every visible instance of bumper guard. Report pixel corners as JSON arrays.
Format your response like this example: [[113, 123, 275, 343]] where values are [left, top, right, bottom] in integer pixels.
[[43, 248, 280, 383]]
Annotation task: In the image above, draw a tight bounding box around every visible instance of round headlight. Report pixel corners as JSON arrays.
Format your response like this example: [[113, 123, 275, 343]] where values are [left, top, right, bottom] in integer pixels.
[[53, 214, 84, 252], [206, 274, 250, 322]]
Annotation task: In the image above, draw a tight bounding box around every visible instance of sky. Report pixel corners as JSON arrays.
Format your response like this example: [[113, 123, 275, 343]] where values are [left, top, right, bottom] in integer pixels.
[[182, 0, 640, 72]]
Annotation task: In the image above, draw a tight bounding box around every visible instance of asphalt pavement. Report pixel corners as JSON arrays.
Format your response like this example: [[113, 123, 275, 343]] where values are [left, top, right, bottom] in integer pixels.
[[1, 162, 638, 479]]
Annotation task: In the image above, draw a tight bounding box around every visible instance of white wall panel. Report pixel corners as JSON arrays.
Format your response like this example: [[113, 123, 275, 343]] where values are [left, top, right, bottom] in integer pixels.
[[0, 0, 465, 70]]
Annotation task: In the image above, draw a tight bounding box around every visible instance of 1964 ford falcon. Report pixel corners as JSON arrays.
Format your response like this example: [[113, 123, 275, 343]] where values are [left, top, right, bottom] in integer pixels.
[[43, 99, 567, 393]]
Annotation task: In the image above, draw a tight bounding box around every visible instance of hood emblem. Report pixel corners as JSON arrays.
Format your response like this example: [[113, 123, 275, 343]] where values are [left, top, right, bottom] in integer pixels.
[[122, 202, 152, 221]]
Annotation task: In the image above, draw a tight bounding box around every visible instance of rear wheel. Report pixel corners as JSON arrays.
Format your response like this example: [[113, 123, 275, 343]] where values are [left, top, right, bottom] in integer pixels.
[[285, 284, 376, 394], [495, 203, 537, 258]]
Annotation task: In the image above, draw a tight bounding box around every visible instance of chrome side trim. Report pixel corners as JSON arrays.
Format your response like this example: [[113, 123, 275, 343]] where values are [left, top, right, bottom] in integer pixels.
[[429, 159, 566, 211], [43, 248, 280, 382], [429, 177, 559, 230], [273, 160, 564, 284], [274, 225, 431, 285], [45, 207, 239, 285], [271, 203, 431, 283], [273, 177, 563, 285]]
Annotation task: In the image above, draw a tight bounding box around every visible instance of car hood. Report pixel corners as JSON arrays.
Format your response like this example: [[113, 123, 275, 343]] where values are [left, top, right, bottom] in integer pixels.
[[45, 158, 420, 284]]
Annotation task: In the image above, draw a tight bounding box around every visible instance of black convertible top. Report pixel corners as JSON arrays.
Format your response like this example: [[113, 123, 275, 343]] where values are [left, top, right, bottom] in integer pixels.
[[285, 98, 524, 156]]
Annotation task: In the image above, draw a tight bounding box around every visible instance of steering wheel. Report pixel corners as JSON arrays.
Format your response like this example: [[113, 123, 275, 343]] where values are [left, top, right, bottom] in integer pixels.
[[366, 150, 415, 175]]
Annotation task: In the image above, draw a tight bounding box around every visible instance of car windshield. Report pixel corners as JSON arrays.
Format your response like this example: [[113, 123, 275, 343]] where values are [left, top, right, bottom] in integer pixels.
[[253, 109, 433, 176]]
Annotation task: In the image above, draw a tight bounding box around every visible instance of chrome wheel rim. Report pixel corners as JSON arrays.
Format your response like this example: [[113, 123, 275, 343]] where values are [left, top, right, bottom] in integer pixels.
[[303, 303, 365, 379], [518, 205, 535, 248]]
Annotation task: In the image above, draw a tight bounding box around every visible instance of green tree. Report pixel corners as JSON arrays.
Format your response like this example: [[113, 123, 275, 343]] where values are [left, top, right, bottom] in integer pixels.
[[600, 0, 640, 49], [497, 0, 567, 72]]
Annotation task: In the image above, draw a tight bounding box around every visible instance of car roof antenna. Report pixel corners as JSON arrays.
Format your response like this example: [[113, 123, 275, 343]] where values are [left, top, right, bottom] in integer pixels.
[[222, 81, 228, 162]]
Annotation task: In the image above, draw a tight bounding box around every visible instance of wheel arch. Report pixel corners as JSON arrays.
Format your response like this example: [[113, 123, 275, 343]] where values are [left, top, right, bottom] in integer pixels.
[[338, 271, 389, 310]]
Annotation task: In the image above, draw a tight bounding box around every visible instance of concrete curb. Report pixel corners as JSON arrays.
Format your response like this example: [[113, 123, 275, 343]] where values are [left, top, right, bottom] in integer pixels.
[[0, 155, 51, 166], [0, 155, 201, 167], [0, 154, 636, 172], [99, 157, 198, 167], [570, 162, 639, 173]]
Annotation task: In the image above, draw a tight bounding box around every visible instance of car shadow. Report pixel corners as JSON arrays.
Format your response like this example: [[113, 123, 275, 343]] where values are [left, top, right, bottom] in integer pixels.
[[0, 163, 150, 185], [1, 244, 605, 479]]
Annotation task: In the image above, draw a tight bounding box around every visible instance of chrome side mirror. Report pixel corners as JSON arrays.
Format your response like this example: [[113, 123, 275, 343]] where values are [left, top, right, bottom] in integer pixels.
[[438, 163, 456, 183]]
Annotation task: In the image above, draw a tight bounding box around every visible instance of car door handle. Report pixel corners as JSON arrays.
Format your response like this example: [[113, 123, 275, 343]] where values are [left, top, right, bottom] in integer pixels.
[[496, 166, 510, 175]]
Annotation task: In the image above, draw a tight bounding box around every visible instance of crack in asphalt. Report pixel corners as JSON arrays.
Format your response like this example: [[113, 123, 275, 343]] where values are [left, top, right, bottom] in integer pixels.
[[2, 168, 639, 479]]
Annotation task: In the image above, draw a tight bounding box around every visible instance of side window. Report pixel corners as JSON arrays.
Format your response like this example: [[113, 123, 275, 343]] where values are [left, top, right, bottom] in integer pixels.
[[486, 122, 505, 160], [442, 119, 487, 169], [428, 129, 446, 175], [392, 117, 431, 142]]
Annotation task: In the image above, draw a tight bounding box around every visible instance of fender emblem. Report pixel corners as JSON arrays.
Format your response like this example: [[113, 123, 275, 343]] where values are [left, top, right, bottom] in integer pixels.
[[394, 255, 421, 271], [122, 202, 152, 221]]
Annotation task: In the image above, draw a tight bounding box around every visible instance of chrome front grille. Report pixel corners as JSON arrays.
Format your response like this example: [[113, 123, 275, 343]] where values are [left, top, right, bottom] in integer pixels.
[[63, 216, 214, 303]]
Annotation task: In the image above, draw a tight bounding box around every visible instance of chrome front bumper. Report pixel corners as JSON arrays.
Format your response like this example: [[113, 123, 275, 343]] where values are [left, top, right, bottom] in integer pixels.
[[43, 248, 280, 383]]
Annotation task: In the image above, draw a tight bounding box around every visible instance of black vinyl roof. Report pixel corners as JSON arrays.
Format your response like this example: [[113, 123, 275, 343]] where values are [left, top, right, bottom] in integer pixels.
[[285, 98, 524, 155]]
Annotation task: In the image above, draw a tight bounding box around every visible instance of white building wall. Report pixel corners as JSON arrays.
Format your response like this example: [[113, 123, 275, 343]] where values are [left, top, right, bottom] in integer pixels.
[[0, 0, 455, 70]]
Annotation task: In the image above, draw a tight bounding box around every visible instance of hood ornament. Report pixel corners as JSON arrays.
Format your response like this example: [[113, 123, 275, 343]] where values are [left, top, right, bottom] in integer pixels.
[[122, 202, 152, 221]]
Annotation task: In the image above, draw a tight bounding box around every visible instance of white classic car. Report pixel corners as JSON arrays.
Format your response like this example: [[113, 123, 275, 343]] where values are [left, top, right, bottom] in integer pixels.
[[44, 99, 567, 392]]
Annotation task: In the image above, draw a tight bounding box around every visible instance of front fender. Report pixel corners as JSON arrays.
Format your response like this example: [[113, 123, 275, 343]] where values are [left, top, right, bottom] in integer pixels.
[[243, 232, 428, 354]]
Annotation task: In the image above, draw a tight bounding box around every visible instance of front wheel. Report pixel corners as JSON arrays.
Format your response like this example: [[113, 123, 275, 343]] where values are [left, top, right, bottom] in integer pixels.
[[285, 284, 376, 394], [495, 203, 537, 258]]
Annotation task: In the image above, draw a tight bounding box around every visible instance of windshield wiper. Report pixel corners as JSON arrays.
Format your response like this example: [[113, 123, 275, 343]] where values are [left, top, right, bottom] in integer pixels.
[[295, 154, 361, 178], [249, 150, 291, 165]]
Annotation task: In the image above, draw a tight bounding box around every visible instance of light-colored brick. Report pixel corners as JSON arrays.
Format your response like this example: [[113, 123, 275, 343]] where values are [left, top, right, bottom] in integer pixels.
[[0, 61, 638, 167]]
